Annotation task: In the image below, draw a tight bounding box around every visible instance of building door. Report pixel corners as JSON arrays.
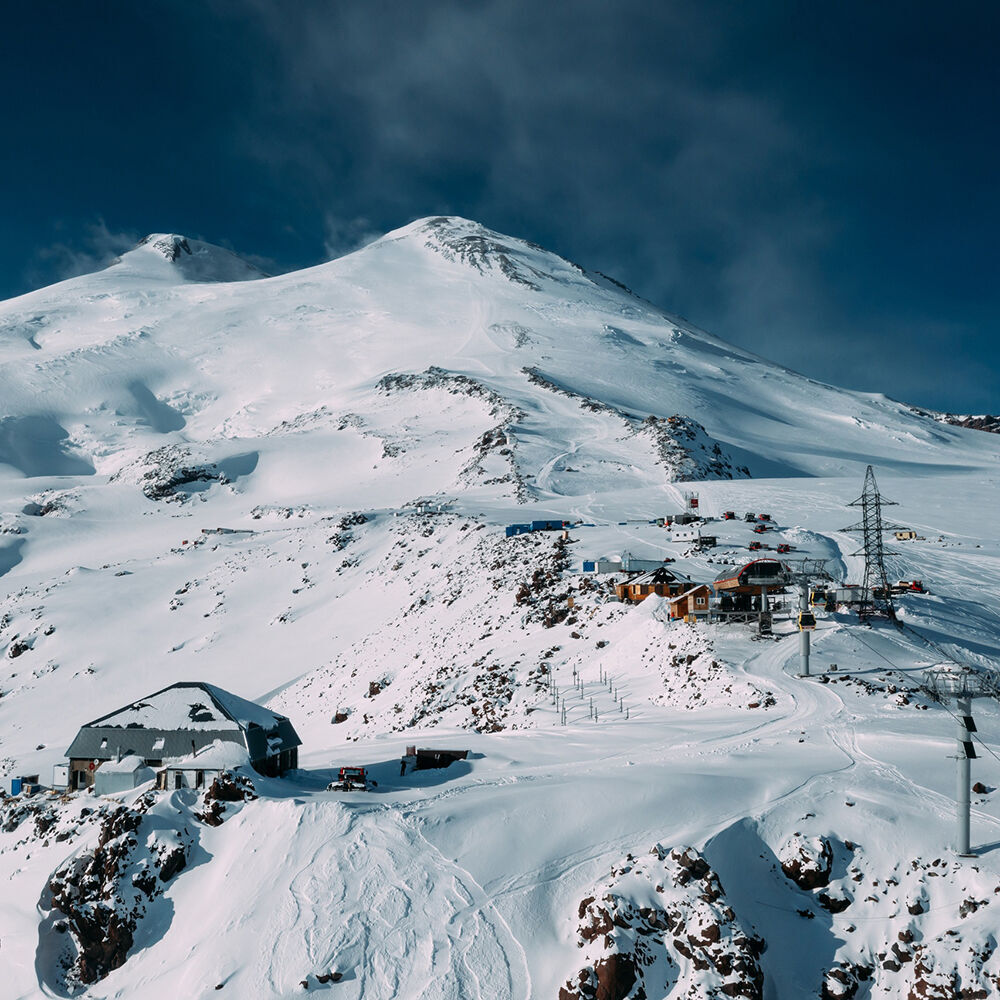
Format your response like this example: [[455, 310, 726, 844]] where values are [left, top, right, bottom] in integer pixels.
[[174, 772, 182, 790]]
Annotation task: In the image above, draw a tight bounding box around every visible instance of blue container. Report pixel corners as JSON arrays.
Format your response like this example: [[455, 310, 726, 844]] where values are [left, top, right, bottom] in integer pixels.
[[582, 561, 596, 573], [505, 524, 531, 537], [10, 777, 22, 795]]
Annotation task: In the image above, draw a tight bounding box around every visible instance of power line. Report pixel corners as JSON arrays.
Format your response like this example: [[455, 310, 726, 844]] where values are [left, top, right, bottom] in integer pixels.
[[847, 629, 1000, 766]]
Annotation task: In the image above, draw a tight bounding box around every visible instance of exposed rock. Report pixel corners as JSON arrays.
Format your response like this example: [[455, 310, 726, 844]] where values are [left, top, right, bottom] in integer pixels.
[[560, 845, 764, 1000], [43, 795, 192, 990], [779, 833, 833, 890], [197, 770, 257, 826]]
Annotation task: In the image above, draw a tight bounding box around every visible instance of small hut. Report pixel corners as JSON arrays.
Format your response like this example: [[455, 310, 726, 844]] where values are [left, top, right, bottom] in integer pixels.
[[667, 585, 713, 619], [94, 755, 156, 796], [158, 740, 252, 791]]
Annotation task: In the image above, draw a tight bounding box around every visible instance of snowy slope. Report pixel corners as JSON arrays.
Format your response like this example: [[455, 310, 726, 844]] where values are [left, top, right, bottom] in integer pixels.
[[1, 219, 999, 999]]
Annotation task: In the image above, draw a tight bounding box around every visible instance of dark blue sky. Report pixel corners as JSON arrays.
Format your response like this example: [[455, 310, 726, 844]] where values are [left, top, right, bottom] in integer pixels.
[[2, 2, 997, 413]]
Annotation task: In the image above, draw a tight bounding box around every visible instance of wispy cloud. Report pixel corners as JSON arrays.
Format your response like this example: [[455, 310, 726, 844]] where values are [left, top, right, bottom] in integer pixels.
[[26, 219, 140, 287], [322, 214, 382, 260]]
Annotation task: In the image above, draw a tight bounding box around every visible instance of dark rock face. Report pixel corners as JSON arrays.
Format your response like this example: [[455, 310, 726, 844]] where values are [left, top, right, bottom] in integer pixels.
[[198, 770, 257, 826], [941, 414, 1000, 434], [910, 407, 1000, 436], [43, 794, 193, 990], [779, 834, 834, 890], [560, 845, 764, 1000]]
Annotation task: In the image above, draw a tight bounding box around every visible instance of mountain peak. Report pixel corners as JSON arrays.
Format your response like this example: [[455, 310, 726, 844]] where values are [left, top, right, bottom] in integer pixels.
[[369, 215, 585, 292], [112, 234, 268, 283]]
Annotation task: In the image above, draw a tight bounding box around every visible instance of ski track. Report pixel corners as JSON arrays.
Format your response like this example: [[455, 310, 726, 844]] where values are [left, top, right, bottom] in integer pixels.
[[252, 802, 528, 1000]]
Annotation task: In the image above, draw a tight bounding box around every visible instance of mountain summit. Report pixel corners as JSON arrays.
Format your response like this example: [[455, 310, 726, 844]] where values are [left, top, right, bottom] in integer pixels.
[[109, 233, 269, 283], [0, 216, 993, 488]]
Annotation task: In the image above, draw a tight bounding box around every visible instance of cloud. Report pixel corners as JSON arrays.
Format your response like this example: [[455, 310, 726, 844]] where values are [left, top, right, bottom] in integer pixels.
[[27, 219, 140, 287], [219, 2, 833, 303], [322, 214, 382, 260]]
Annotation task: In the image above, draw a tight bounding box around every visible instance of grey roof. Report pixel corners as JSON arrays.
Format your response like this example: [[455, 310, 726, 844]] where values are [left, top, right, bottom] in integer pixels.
[[628, 567, 693, 587], [66, 681, 301, 762]]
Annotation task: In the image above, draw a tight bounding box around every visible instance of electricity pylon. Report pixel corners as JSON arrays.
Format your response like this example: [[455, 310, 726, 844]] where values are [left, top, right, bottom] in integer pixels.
[[841, 465, 906, 623]]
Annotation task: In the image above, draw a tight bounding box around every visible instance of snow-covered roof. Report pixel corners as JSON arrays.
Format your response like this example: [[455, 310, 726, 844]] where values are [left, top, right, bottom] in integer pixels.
[[667, 585, 712, 604], [166, 740, 252, 771], [98, 754, 152, 774], [83, 681, 286, 733], [626, 567, 692, 587]]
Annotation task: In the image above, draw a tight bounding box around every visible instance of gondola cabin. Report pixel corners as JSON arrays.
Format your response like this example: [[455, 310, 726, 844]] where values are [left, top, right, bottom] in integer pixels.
[[798, 610, 817, 631], [714, 559, 789, 595]]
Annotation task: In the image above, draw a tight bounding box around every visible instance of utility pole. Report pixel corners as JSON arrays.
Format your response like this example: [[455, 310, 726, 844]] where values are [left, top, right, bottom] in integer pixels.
[[924, 665, 997, 856], [799, 581, 810, 677], [956, 693, 973, 855]]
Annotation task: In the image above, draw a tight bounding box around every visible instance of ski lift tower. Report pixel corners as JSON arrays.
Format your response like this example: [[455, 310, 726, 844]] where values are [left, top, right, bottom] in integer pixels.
[[923, 665, 999, 856], [784, 559, 833, 677], [743, 562, 789, 637], [841, 465, 907, 624]]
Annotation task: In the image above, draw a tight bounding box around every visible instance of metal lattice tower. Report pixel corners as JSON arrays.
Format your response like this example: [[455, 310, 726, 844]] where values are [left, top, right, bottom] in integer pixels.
[[842, 465, 905, 623]]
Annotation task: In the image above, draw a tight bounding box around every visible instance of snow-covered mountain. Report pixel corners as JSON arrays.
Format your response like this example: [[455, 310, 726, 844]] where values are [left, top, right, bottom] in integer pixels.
[[1, 218, 999, 999]]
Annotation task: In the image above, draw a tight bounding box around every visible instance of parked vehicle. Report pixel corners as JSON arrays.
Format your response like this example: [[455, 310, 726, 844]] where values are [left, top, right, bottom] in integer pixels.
[[328, 766, 370, 791]]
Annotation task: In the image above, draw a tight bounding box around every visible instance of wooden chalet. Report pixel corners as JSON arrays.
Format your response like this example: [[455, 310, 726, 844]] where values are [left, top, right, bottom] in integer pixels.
[[616, 566, 693, 603], [667, 585, 713, 619]]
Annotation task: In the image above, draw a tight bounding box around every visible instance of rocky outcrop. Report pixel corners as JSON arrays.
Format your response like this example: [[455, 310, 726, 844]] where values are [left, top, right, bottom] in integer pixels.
[[378, 367, 530, 500], [521, 366, 749, 482], [635, 414, 751, 481], [779, 833, 833, 890], [197, 770, 258, 827], [910, 406, 1000, 436], [560, 845, 765, 1000], [420, 216, 565, 290], [43, 794, 193, 990]]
